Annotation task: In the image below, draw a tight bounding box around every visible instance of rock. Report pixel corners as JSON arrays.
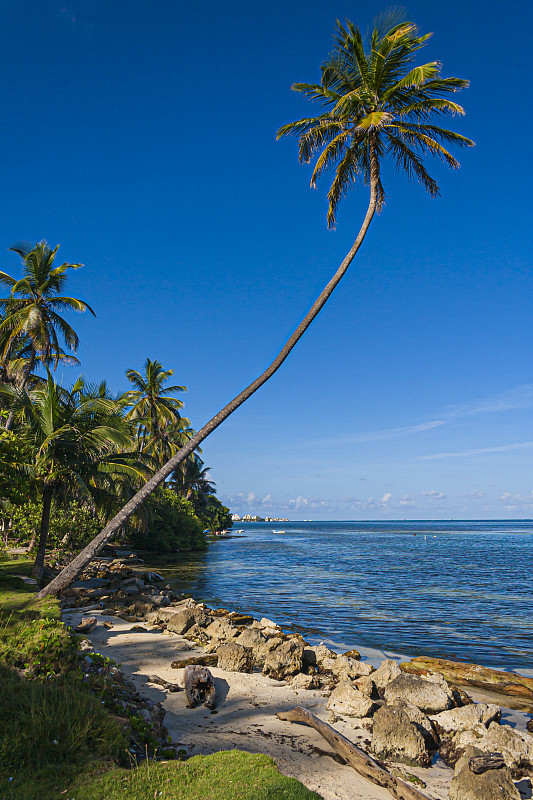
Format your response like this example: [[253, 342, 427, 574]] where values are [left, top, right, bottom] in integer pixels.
[[129, 625, 148, 632], [312, 644, 337, 665], [75, 616, 97, 633], [354, 675, 379, 699], [166, 606, 210, 635], [450, 745, 520, 800], [148, 594, 170, 608], [439, 725, 491, 765], [129, 600, 156, 616], [384, 672, 453, 714], [371, 704, 432, 767], [302, 648, 317, 669], [204, 618, 240, 640], [329, 655, 373, 680], [255, 636, 284, 665], [476, 722, 533, 776], [216, 641, 254, 673], [171, 654, 218, 669], [142, 571, 164, 582], [527, 718, 533, 734], [370, 659, 402, 690], [401, 656, 533, 703], [229, 613, 254, 626], [289, 673, 320, 690], [157, 598, 196, 621], [262, 639, 304, 680], [235, 627, 267, 649], [326, 681, 376, 717], [432, 703, 501, 735], [399, 703, 438, 751], [183, 623, 210, 643], [343, 648, 361, 660], [258, 617, 279, 630]]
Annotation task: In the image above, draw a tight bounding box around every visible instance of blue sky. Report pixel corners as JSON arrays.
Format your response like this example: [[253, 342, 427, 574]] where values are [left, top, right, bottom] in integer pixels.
[[1, 0, 532, 519]]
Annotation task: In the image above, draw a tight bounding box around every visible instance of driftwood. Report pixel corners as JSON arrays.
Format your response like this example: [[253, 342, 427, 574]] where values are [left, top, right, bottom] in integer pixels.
[[147, 674, 182, 692], [276, 706, 432, 800], [171, 654, 218, 669], [401, 656, 533, 702], [468, 753, 505, 774], [184, 665, 216, 709]]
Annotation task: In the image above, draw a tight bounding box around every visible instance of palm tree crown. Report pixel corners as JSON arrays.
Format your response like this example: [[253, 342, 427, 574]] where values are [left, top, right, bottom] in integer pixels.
[[125, 358, 187, 434], [277, 18, 474, 227], [0, 240, 95, 377]]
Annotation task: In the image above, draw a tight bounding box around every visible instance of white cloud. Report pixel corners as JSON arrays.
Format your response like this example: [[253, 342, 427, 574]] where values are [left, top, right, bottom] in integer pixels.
[[381, 492, 392, 505], [422, 490, 446, 499], [419, 441, 533, 461], [463, 490, 486, 499], [446, 384, 533, 418]]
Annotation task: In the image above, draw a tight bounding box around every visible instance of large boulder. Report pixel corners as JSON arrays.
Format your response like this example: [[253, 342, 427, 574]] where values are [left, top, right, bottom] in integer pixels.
[[216, 641, 254, 673], [328, 655, 373, 680], [372, 659, 402, 690], [205, 618, 240, 640], [255, 636, 284, 666], [289, 673, 320, 690], [384, 672, 453, 714], [371, 703, 432, 767], [477, 722, 533, 777], [326, 681, 376, 718], [262, 639, 304, 680], [166, 606, 210, 635], [235, 627, 267, 649], [449, 745, 520, 800], [432, 703, 500, 735]]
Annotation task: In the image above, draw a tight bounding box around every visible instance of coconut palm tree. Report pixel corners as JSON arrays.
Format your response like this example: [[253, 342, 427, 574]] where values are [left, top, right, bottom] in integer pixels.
[[0, 371, 144, 579], [37, 15, 474, 598], [125, 358, 186, 441], [170, 454, 216, 507], [0, 241, 94, 429]]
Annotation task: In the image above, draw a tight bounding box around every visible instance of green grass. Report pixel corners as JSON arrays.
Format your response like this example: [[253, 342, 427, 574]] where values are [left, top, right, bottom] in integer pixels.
[[74, 751, 323, 800], [0, 560, 324, 800]]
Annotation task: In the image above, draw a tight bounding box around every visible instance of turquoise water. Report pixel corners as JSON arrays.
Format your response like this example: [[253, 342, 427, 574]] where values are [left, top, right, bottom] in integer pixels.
[[157, 520, 533, 672]]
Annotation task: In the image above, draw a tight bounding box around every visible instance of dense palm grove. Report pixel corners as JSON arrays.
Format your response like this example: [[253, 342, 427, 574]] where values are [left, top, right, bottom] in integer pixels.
[[0, 241, 231, 578]]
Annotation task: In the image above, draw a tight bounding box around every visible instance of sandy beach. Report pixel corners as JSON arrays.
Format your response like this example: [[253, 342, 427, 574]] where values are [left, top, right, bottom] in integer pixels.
[[62, 606, 466, 800]]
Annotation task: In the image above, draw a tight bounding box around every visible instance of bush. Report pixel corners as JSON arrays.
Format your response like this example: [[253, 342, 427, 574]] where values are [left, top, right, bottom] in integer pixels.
[[129, 488, 206, 552], [9, 501, 100, 550]]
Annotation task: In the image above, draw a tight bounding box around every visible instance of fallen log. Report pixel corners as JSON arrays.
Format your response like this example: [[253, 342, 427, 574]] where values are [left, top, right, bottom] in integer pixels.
[[276, 706, 432, 800], [401, 656, 533, 703]]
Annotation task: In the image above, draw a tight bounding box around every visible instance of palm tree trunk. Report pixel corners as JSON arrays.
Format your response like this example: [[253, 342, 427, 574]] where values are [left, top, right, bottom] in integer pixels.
[[33, 486, 53, 581], [5, 350, 36, 431], [36, 168, 379, 599]]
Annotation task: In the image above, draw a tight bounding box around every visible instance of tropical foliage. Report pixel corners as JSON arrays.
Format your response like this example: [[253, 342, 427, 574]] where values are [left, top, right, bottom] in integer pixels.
[[0, 242, 232, 579]]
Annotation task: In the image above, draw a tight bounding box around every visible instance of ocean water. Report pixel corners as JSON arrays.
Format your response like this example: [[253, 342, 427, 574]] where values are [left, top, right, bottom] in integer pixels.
[[152, 520, 533, 672]]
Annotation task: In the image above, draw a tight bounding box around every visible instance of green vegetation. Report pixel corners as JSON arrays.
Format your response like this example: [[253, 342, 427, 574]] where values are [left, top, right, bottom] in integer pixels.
[[72, 751, 323, 800], [41, 12, 472, 599], [0, 245, 232, 580]]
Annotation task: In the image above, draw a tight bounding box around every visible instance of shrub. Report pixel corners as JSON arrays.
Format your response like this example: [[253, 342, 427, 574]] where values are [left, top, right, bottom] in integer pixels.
[[128, 488, 206, 552], [9, 501, 100, 550]]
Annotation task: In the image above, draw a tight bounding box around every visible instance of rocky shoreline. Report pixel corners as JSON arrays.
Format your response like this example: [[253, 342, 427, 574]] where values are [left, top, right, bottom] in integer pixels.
[[60, 554, 533, 800]]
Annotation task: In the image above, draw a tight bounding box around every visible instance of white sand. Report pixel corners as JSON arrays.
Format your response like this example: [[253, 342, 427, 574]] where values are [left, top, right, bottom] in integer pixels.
[[63, 607, 456, 800]]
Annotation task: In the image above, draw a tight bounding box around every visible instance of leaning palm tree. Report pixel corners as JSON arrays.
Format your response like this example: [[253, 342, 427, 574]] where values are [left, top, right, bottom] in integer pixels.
[[0, 241, 95, 429], [37, 15, 474, 597]]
